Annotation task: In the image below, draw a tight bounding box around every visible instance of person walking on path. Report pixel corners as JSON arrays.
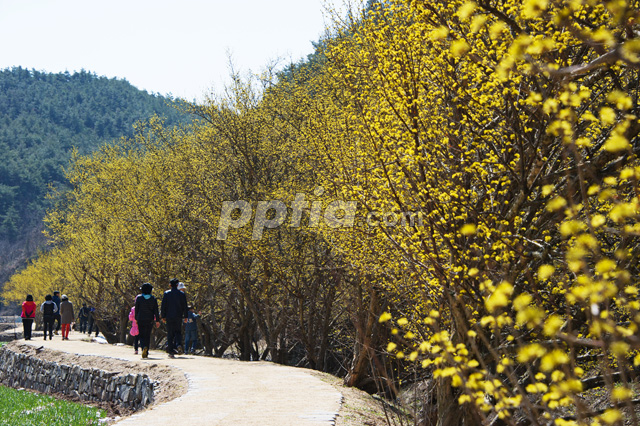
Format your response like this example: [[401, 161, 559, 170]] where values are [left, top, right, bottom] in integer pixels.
[[184, 305, 200, 354], [129, 304, 140, 355], [87, 307, 99, 336], [59, 295, 74, 340], [173, 281, 187, 353], [52, 291, 62, 335], [161, 278, 188, 358], [21, 295, 36, 340], [40, 294, 58, 340], [135, 283, 160, 359], [77, 303, 89, 333]]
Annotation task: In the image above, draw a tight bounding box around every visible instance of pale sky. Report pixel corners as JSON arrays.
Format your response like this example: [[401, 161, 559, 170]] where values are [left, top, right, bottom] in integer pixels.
[[0, 0, 341, 102]]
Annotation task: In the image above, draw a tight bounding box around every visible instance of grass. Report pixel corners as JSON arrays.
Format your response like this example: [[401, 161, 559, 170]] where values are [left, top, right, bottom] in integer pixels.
[[0, 385, 106, 425]]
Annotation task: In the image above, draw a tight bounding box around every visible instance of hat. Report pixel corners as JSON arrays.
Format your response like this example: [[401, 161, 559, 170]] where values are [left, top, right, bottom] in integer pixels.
[[61, 294, 68, 300], [187, 305, 194, 310], [177, 282, 186, 290], [170, 278, 179, 287]]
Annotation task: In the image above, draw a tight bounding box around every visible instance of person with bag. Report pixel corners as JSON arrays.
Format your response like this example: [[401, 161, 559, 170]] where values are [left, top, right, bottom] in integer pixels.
[[135, 283, 160, 359], [59, 295, 74, 340], [21, 295, 36, 340], [40, 294, 58, 340], [129, 304, 140, 355]]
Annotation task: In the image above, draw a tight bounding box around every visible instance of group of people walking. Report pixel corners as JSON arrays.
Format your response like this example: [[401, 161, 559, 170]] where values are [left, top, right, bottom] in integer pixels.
[[131, 278, 199, 359], [20, 292, 98, 341], [19, 278, 199, 359]]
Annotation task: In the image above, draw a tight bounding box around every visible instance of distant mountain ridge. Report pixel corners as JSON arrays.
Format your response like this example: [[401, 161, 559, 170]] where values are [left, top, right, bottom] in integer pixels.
[[0, 67, 190, 300]]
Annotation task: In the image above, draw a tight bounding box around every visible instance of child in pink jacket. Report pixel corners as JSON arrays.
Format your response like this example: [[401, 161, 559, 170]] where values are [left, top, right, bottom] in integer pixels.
[[129, 305, 139, 354]]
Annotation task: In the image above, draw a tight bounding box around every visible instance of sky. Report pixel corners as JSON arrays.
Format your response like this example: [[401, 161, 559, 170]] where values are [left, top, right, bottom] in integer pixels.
[[0, 0, 341, 102]]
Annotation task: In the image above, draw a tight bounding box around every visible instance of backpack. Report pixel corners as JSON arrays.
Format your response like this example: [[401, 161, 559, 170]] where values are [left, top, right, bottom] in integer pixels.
[[42, 302, 54, 317], [79, 307, 89, 319]]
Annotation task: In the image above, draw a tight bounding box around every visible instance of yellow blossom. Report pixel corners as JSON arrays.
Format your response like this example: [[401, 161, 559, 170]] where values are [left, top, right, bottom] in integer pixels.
[[538, 264, 555, 280], [379, 312, 392, 323], [540, 349, 570, 372], [517, 343, 546, 363], [546, 197, 567, 212], [460, 223, 477, 236], [603, 134, 630, 152], [522, 0, 548, 18], [485, 281, 513, 313], [457, 2, 476, 20], [543, 314, 565, 336], [595, 258, 616, 274], [599, 409, 622, 424], [591, 215, 606, 227], [451, 39, 471, 57]]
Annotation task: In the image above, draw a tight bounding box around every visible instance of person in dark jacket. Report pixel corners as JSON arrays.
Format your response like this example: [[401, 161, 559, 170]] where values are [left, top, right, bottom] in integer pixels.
[[21, 295, 37, 340], [184, 305, 200, 354], [87, 307, 99, 336], [172, 281, 187, 353], [135, 282, 160, 359], [52, 291, 61, 335], [77, 303, 89, 333], [40, 294, 58, 340], [161, 278, 188, 358]]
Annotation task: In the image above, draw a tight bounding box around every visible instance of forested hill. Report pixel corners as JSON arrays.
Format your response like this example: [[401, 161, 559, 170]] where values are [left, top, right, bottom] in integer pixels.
[[0, 67, 190, 292]]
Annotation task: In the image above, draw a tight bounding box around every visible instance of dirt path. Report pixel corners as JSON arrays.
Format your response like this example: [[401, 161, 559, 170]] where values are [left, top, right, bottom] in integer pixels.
[[11, 329, 386, 426]]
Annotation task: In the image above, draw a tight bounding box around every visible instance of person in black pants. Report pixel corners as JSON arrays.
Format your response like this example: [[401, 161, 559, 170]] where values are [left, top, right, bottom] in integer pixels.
[[135, 283, 160, 359], [52, 291, 62, 335], [86, 307, 100, 336], [21, 295, 37, 340], [161, 278, 187, 358], [40, 294, 58, 340]]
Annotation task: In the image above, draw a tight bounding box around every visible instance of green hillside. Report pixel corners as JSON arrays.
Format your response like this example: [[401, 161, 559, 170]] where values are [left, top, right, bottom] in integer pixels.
[[0, 67, 190, 291]]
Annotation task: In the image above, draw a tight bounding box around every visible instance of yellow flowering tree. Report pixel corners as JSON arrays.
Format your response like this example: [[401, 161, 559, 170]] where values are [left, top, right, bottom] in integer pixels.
[[4, 0, 640, 423], [314, 0, 640, 424]]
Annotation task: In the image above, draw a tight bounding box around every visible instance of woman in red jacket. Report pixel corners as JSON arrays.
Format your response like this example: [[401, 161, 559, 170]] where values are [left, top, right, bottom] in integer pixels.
[[21, 295, 36, 340]]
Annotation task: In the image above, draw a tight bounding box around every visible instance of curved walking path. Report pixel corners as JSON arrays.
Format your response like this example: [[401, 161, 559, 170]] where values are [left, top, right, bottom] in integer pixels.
[[20, 331, 343, 425]]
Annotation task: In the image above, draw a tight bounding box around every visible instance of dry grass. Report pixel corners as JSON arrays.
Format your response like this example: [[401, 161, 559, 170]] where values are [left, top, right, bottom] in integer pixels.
[[310, 371, 406, 426]]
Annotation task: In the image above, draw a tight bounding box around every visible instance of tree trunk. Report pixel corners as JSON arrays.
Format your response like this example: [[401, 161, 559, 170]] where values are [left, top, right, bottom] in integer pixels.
[[200, 320, 215, 356], [435, 378, 481, 426], [118, 305, 128, 343], [343, 278, 390, 394], [238, 320, 253, 361], [95, 318, 117, 344]]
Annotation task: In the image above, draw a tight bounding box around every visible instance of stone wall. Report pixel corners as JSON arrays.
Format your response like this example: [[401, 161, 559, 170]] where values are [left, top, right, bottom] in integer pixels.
[[0, 322, 22, 341], [0, 345, 153, 410]]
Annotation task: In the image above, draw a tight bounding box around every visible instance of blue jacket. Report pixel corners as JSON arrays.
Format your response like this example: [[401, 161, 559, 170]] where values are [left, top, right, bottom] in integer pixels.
[[161, 288, 187, 320], [185, 311, 200, 332], [52, 295, 61, 312]]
